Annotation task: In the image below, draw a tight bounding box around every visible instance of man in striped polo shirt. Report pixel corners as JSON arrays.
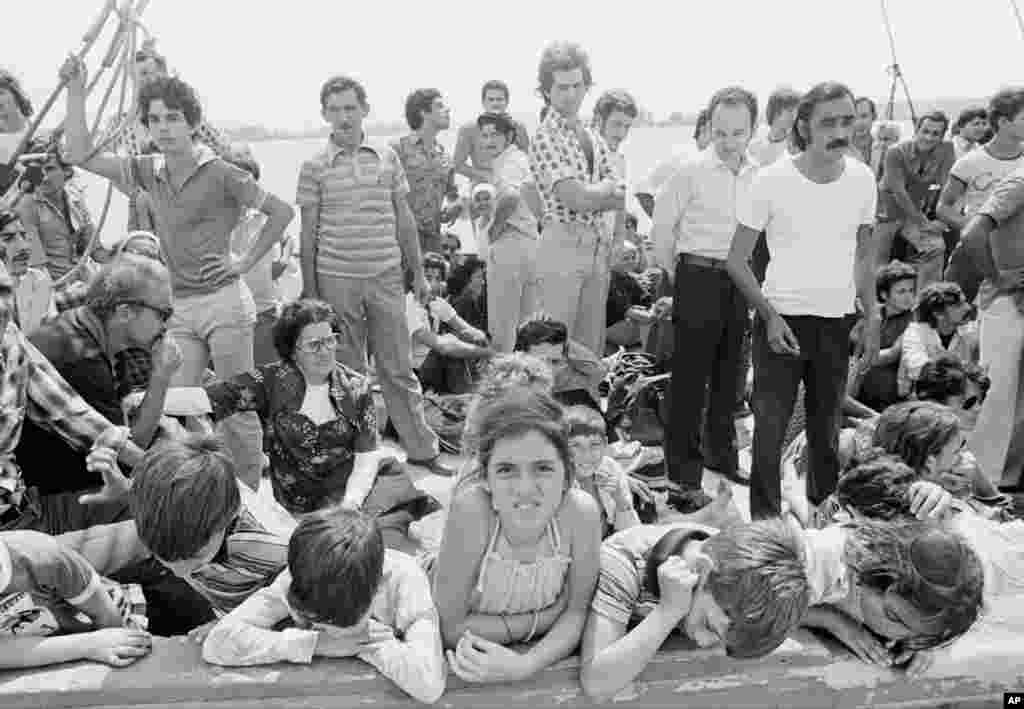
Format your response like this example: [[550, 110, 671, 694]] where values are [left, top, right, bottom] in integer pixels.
[[297, 76, 453, 477]]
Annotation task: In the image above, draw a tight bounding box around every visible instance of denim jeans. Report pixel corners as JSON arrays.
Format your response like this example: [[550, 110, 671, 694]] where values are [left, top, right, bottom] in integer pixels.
[[750, 314, 853, 519], [167, 280, 264, 488]]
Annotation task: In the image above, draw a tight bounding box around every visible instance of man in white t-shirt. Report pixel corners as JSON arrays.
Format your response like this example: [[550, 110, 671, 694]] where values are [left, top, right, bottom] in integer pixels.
[[725, 82, 881, 519], [406, 253, 492, 394]]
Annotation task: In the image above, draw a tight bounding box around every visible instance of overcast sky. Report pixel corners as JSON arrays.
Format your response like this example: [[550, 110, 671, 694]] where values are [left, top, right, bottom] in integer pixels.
[[5, 0, 1021, 131]]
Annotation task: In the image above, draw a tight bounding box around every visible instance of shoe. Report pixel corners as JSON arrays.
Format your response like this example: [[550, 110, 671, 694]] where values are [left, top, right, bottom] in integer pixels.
[[407, 456, 456, 477]]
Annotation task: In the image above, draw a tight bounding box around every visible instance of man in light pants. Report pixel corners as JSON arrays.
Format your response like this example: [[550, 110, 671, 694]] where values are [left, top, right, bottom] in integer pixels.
[[529, 41, 625, 356], [961, 165, 1024, 492]]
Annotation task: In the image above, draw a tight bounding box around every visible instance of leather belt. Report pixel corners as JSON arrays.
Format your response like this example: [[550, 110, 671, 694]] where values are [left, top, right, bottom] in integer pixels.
[[678, 252, 728, 270]]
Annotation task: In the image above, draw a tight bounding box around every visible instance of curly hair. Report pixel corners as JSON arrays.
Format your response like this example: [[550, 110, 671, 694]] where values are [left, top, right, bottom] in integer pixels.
[[404, 88, 442, 131], [793, 82, 856, 152], [876, 260, 917, 301], [138, 76, 203, 129], [84, 253, 172, 321], [320, 75, 368, 109], [766, 87, 802, 126], [536, 41, 593, 110], [273, 299, 341, 362], [706, 86, 758, 130], [914, 353, 990, 406], [987, 89, 1024, 132], [843, 519, 984, 653], [914, 281, 965, 328]]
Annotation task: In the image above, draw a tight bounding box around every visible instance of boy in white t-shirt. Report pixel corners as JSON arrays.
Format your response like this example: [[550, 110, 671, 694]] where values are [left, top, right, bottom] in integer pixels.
[[725, 82, 880, 520], [407, 253, 492, 394]]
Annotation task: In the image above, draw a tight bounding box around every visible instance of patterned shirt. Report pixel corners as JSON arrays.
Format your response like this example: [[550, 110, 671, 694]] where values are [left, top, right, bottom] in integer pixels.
[[296, 137, 409, 280], [391, 133, 454, 239], [0, 322, 115, 518], [529, 109, 617, 228], [204, 360, 378, 514], [98, 111, 232, 159]]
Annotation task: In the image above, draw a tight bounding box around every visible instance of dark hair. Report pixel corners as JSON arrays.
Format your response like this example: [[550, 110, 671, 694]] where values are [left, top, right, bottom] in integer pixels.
[[286, 508, 384, 628], [477, 112, 517, 142], [593, 89, 639, 125], [404, 88, 442, 131], [476, 387, 574, 487], [766, 87, 802, 126], [915, 110, 950, 135], [481, 80, 510, 103], [693, 109, 709, 141], [514, 315, 568, 352], [422, 251, 448, 280], [0, 70, 33, 117], [273, 298, 341, 361], [84, 252, 171, 321], [876, 260, 917, 300], [645, 520, 810, 659], [320, 75, 368, 110], [837, 451, 920, 520], [914, 281, 965, 328], [854, 96, 878, 120], [706, 86, 758, 131], [138, 76, 202, 129], [987, 88, 1024, 132], [843, 520, 984, 653], [442, 232, 461, 249], [793, 82, 856, 151], [130, 434, 240, 562], [134, 44, 168, 73], [914, 353, 989, 405], [536, 41, 593, 108], [872, 400, 961, 473], [951, 106, 987, 135], [447, 254, 485, 299]]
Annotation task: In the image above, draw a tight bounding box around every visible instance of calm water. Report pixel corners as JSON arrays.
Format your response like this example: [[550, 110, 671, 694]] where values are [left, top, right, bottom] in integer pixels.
[[76, 124, 700, 242]]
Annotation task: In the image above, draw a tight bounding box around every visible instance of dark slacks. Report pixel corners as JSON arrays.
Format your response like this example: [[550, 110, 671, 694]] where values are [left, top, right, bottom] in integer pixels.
[[665, 259, 749, 489], [749, 314, 853, 519]]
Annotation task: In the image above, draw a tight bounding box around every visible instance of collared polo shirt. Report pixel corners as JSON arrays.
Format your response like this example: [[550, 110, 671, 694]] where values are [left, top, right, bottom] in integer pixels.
[[296, 137, 409, 280], [881, 140, 955, 223], [651, 148, 757, 267], [529, 109, 618, 228], [119, 145, 268, 297], [17, 189, 93, 280]]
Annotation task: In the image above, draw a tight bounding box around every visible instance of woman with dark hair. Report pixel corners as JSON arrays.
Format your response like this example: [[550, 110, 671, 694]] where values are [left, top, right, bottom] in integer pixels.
[[898, 282, 978, 397], [195, 299, 436, 541], [431, 387, 602, 684], [952, 107, 989, 159]]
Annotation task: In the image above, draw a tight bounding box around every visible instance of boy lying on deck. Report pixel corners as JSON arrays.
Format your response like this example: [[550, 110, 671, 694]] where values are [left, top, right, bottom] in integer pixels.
[[579, 517, 983, 701], [202, 508, 446, 705]]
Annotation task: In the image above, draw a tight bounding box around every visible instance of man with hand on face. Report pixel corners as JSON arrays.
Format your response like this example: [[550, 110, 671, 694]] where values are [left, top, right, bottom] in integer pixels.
[[61, 56, 294, 491], [651, 87, 760, 507], [726, 83, 881, 520]]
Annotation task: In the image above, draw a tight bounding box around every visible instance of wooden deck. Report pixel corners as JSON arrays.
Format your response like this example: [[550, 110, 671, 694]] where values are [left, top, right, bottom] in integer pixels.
[[1, 627, 1020, 709]]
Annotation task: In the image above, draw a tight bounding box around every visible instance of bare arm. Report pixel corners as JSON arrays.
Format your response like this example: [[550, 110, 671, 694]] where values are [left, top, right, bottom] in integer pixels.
[[725, 223, 778, 321], [127, 362, 173, 449], [882, 150, 927, 226], [0, 635, 97, 669], [453, 124, 490, 184], [854, 224, 879, 319], [936, 177, 967, 231], [237, 195, 295, 276], [553, 178, 624, 215], [580, 606, 680, 702], [61, 58, 126, 185], [961, 214, 998, 282], [394, 194, 423, 281]]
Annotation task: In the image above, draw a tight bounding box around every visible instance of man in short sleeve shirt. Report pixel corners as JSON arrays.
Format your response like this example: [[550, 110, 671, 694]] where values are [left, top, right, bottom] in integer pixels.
[[61, 59, 295, 489], [726, 83, 880, 519], [295, 76, 452, 476], [529, 42, 625, 355], [961, 163, 1024, 491]]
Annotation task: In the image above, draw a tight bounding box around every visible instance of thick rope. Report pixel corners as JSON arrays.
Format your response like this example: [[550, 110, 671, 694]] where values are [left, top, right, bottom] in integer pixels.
[[4, 0, 117, 168], [880, 0, 916, 124], [1012, 0, 1024, 42]]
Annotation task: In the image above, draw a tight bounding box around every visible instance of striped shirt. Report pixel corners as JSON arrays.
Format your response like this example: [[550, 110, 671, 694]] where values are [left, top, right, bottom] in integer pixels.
[[187, 507, 288, 615], [296, 138, 409, 279]]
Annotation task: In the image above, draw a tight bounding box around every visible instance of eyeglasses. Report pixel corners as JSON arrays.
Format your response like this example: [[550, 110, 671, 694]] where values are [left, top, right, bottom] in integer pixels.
[[297, 334, 342, 354], [119, 300, 173, 323]]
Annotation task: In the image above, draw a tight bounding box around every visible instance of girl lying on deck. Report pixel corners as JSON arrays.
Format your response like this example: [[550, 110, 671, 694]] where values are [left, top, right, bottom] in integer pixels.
[[430, 388, 602, 684], [579, 516, 983, 701]]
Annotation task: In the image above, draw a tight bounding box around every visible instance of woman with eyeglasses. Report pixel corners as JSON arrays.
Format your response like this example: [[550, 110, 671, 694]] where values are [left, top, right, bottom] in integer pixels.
[[197, 299, 437, 548]]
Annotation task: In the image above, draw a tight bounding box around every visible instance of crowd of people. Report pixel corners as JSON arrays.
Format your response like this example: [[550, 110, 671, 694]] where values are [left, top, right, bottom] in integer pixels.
[[0, 36, 1022, 703]]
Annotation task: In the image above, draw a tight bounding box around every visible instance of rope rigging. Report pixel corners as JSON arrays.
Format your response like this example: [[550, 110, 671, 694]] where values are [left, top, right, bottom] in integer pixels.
[[880, 0, 917, 125]]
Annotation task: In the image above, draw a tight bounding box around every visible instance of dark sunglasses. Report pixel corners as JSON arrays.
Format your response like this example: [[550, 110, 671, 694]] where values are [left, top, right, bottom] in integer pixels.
[[119, 300, 173, 323]]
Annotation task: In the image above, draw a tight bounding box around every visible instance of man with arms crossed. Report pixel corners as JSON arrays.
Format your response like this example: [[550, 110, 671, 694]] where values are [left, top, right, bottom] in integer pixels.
[[726, 82, 880, 519], [453, 80, 529, 185]]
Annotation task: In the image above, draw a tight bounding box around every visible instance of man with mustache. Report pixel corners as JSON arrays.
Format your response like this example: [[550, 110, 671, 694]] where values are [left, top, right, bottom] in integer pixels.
[[0, 210, 54, 334], [878, 112, 955, 290], [725, 82, 881, 520], [453, 80, 530, 186]]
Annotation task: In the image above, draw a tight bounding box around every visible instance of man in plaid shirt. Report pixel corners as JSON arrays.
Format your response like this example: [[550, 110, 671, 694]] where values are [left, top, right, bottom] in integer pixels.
[[0, 263, 144, 534]]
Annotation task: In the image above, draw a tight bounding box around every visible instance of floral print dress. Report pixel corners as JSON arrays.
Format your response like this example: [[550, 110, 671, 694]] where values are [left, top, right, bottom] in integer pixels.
[[204, 360, 380, 515]]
